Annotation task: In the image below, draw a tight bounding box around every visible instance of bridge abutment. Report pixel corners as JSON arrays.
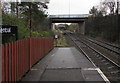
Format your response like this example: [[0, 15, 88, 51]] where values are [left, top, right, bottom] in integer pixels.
[[78, 22, 85, 35]]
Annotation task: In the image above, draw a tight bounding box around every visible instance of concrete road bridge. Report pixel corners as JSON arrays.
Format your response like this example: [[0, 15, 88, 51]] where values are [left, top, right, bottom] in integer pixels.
[[49, 14, 91, 34]]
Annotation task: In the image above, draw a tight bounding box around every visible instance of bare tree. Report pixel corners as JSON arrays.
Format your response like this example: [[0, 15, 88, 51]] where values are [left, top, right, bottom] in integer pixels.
[[102, 0, 116, 14], [116, 0, 120, 14], [98, 1, 108, 15]]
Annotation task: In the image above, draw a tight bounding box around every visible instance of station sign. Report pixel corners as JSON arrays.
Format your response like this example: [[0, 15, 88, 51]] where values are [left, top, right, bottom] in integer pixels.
[[0, 25, 17, 34], [0, 25, 18, 40]]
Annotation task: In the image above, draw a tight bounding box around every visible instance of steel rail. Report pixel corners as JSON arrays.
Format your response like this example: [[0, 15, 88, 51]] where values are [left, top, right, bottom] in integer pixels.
[[85, 38, 120, 55], [68, 34, 120, 68], [67, 34, 110, 83]]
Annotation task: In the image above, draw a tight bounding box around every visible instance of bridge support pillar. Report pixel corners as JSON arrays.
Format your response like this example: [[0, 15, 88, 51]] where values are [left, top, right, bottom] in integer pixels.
[[78, 22, 85, 35], [49, 21, 56, 32], [51, 23, 56, 31]]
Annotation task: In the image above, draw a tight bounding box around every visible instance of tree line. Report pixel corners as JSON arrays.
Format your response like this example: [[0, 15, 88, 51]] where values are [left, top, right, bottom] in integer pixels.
[[1, 1, 52, 44], [85, 0, 120, 44]]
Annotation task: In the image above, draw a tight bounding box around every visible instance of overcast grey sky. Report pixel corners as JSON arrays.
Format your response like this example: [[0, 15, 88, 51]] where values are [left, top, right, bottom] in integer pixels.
[[48, 0, 100, 15]]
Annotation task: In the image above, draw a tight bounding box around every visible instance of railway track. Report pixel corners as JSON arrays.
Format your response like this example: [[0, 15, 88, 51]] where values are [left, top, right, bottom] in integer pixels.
[[77, 34, 120, 66], [79, 35, 120, 55], [67, 34, 120, 83], [75, 34, 120, 65]]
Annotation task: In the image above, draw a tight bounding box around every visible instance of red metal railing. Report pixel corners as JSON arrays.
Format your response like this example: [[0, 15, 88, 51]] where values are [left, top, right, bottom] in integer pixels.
[[1, 38, 54, 82]]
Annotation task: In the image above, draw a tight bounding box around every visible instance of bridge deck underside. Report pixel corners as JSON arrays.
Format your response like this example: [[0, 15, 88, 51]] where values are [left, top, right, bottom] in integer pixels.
[[50, 18, 86, 23]]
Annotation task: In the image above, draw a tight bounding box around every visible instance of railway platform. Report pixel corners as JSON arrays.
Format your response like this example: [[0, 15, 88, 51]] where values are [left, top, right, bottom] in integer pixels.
[[20, 47, 109, 82]]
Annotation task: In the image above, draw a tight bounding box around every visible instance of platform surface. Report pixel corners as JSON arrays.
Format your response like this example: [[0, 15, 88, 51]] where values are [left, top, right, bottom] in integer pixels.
[[20, 47, 107, 82]]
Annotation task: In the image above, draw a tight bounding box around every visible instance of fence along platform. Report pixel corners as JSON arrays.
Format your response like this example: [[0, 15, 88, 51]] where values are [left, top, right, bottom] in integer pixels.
[[1, 38, 54, 82]]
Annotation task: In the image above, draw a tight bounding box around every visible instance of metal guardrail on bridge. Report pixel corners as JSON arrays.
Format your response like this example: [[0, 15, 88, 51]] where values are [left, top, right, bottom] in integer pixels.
[[49, 14, 91, 18]]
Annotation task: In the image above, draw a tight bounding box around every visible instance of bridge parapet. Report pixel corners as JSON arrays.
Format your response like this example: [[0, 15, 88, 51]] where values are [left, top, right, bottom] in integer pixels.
[[49, 14, 91, 18]]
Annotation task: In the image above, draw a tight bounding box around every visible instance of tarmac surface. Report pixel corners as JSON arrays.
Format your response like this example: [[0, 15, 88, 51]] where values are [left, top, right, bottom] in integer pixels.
[[20, 47, 107, 82]]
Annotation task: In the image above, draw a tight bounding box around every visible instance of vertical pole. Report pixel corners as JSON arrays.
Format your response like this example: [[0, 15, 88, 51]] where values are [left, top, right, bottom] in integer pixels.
[[16, 2, 19, 18], [29, 3, 32, 37]]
